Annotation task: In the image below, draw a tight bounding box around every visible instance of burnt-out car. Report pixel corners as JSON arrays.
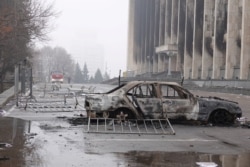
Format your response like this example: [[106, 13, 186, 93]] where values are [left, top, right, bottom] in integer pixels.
[[84, 81, 242, 125]]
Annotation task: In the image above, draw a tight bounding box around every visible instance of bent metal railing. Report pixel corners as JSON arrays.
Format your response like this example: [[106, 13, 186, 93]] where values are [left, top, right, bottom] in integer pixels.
[[84, 117, 175, 135]]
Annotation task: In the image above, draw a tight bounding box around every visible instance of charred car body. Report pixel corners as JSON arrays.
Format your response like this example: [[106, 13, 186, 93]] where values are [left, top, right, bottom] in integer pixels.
[[84, 81, 242, 125]]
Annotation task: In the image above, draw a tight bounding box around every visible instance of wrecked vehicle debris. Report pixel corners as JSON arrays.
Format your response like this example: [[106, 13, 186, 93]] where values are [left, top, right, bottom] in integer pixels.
[[84, 81, 242, 125]]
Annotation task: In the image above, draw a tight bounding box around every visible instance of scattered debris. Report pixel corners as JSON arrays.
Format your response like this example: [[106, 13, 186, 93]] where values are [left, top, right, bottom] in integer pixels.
[[196, 162, 218, 167], [0, 143, 12, 149], [0, 156, 10, 161], [236, 117, 250, 128], [0, 108, 6, 117], [242, 122, 250, 129]]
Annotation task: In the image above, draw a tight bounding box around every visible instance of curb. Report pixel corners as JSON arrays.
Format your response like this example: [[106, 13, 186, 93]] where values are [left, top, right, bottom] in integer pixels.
[[0, 86, 15, 108]]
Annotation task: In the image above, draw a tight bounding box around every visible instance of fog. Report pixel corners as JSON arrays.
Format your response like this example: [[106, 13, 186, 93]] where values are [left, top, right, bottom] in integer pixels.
[[44, 0, 129, 77]]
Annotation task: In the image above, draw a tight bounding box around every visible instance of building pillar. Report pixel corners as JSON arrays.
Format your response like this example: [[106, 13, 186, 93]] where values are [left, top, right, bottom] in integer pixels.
[[140, 1, 146, 74], [170, 0, 178, 71], [192, 0, 204, 79], [159, 0, 166, 46], [225, 0, 241, 79], [153, 54, 159, 73], [240, 0, 250, 79], [213, 0, 227, 79], [177, 0, 186, 75], [165, 0, 172, 44], [148, 0, 154, 74], [202, 0, 215, 79], [127, 0, 136, 75], [168, 56, 172, 75], [171, 0, 178, 44], [158, 54, 164, 72], [134, 0, 143, 75], [158, 0, 165, 74], [144, 0, 150, 74], [184, 0, 194, 79], [154, 0, 160, 73]]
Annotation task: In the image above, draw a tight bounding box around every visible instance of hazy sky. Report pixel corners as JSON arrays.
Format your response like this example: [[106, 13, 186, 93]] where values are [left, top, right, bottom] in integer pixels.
[[44, 0, 129, 77]]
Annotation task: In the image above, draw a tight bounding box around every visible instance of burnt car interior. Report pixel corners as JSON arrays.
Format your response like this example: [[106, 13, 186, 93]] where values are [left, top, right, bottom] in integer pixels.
[[133, 84, 157, 98], [160, 85, 190, 99], [126, 84, 156, 102]]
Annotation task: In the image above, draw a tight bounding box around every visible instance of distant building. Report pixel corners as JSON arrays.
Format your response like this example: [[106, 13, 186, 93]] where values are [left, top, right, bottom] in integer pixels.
[[127, 0, 250, 80]]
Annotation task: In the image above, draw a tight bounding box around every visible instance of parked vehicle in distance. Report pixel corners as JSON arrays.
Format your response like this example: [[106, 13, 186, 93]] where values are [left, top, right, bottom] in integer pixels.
[[84, 81, 242, 125], [51, 71, 64, 83]]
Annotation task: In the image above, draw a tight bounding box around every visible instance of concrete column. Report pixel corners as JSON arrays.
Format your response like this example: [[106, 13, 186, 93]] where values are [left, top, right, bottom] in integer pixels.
[[148, 0, 155, 74], [240, 0, 250, 79], [192, 0, 204, 79], [153, 0, 160, 73], [237, 153, 250, 166], [165, 0, 172, 44], [177, 0, 186, 74], [202, 0, 215, 79], [159, 0, 166, 46], [144, 0, 150, 74], [184, 0, 194, 79], [133, 0, 142, 75], [213, 0, 227, 79], [168, 56, 172, 75], [127, 0, 137, 74], [158, 54, 165, 72], [171, 0, 178, 44], [221, 155, 237, 167], [225, 0, 241, 79], [140, 0, 146, 74], [134, 0, 142, 75], [164, 55, 168, 71], [153, 54, 159, 73], [170, 0, 178, 71]]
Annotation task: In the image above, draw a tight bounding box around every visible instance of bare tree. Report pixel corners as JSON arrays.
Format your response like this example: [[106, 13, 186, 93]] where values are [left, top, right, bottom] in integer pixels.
[[0, 0, 58, 91], [32, 46, 75, 82]]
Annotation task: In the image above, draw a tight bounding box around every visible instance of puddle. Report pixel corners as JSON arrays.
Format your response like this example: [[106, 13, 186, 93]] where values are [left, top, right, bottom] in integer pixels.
[[0, 117, 249, 167], [115, 151, 250, 167]]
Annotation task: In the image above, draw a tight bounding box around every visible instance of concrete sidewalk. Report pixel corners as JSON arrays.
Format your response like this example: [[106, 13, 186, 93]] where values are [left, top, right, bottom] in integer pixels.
[[0, 86, 15, 108]]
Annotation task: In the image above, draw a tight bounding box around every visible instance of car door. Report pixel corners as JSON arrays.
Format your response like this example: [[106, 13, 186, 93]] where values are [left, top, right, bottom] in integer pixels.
[[132, 83, 163, 119], [160, 84, 198, 121]]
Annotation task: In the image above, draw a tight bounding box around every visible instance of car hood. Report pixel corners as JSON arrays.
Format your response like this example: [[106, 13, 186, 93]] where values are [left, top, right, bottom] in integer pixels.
[[197, 96, 238, 104]]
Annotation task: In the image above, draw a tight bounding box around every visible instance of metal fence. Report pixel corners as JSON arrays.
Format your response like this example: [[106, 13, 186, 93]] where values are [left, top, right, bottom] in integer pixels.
[[84, 117, 175, 135]]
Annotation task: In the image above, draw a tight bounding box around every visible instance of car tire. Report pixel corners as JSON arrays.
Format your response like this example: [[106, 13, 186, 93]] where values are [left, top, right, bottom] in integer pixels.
[[210, 110, 234, 125], [102, 111, 109, 118], [111, 108, 135, 120]]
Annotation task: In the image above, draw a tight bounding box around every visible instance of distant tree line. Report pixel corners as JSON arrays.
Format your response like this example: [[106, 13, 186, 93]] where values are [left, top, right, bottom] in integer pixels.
[[74, 62, 110, 84], [34, 46, 110, 84], [67, 60, 110, 84]]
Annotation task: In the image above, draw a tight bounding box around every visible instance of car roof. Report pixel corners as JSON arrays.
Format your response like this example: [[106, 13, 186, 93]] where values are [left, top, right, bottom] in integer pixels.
[[106, 80, 185, 94], [124, 80, 181, 87]]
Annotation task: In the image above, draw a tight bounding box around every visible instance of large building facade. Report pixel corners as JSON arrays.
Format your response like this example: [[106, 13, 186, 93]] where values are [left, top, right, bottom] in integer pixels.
[[127, 0, 250, 80]]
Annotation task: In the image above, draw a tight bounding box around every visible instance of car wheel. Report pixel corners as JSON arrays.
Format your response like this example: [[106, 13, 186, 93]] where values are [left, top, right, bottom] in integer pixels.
[[112, 108, 135, 120], [210, 110, 234, 125], [102, 111, 109, 118]]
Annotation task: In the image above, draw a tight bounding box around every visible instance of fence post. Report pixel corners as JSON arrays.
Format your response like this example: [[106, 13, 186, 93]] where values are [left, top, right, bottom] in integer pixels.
[[14, 65, 19, 106]]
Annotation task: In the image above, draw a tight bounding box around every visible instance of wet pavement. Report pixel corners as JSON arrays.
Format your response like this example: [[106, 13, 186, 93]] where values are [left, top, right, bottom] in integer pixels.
[[1, 117, 250, 167], [0, 83, 250, 167]]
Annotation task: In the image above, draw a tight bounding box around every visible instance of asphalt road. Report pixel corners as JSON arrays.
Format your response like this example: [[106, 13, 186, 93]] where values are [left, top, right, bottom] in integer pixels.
[[0, 83, 250, 167]]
